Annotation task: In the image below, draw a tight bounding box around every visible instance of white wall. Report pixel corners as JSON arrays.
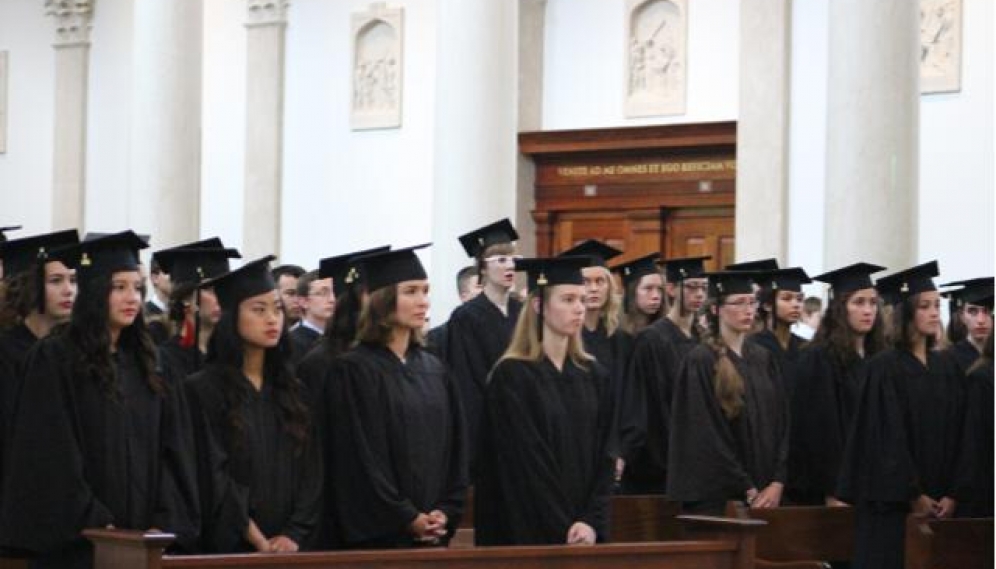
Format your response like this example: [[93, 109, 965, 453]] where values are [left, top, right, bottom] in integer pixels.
[[280, 0, 438, 270], [917, 0, 994, 282], [542, 0, 739, 129], [0, 1, 55, 234]]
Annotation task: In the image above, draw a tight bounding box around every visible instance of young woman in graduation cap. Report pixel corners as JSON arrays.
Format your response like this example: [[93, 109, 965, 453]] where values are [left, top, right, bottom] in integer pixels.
[[0, 229, 80, 395], [615, 256, 710, 495], [323, 245, 468, 549], [787, 263, 887, 506], [613, 253, 665, 338], [836, 261, 973, 569], [184, 255, 321, 553], [666, 270, 789, 515], [475, 256, 614, 546], [0, 231, 200, 568]]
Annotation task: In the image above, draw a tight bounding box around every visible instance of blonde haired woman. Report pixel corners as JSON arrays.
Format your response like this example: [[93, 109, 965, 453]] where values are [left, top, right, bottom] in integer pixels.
[[475, 257, 614, 546]]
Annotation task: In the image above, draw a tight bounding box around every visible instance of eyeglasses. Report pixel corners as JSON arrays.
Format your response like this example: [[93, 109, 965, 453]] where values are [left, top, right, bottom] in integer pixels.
[[723, 299, 759, 310], [483, 255, 524, 265]]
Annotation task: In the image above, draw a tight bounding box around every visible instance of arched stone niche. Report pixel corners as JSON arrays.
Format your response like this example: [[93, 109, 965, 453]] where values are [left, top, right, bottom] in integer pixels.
[[624, 0, 687, 118], [351, 3, 404, 130]]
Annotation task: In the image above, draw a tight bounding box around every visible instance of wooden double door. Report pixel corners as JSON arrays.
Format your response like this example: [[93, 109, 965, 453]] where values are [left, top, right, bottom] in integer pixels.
[[520, 122, 738, 271]]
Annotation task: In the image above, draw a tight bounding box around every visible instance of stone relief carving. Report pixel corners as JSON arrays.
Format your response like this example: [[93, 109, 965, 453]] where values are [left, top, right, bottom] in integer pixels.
[[45, 0, 94, 46], [351, 3, 403, 130], [246, 0, 289, 27], [624, 0, 686, 118], [920, 0, 961, 94]]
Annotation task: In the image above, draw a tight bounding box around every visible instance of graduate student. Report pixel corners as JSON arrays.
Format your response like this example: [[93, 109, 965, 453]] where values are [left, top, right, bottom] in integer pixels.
[[295, 245, 390, 389], [286, 270, 334, 367], [749, 267, 813, 397], [0, 231, 200, 567], [153, 242, 241, 384], [184, 256, 321, 553], [958, 327, 993, 518], [613, 252, 665, 337], [667, 270, 788, 515], [837, 261, 972, 569], [615, 256, 709, 494], [475, 256, 613, 546], [444, 219, 522, 469], [787, 263, 886, 505], [324, 245, 468, 548], [940, 277, 993, 370]]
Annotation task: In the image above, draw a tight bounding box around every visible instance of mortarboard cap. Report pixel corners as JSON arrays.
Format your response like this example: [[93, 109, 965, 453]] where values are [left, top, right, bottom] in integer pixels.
[[458, 219, 518, 258], [0, 229, 80, 279], [875, 261, 940, 305], [813, 263, 887, 297], [154, 247, 242, 287], [515, 256, 588, 292], [318, 245, 391, 296], [662, 256, 711, 282], [0, 226, 22, 243], [940, 277, 994, 310], [611, 253, 662, 288], [757, 267, 812, 293], [151, 237, 225, 268], [557, 239, 623, 268], [84, 231, 151, 245], [354, 244, 430, 292], [706, 270, 764, 298], [49, 231, 149, 293], [726, 258, 780, 272], [203, 255, 277, 311]]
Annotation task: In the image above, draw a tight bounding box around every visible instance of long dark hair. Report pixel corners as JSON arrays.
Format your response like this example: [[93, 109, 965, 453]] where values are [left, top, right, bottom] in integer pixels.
[[700, 297, 746, 420], [205, 308, 310, 452], [758, 286, 794, 334], [889, 293, 936, 352], [620, 274, 663, 335], [322, 281, 364, 356], [66, 271, 163, 398], [946, 306, 968, 344], [811, 289, 886, 370], [0, 270, 33, 329], [968, 330, 993, 374], [355, 285, 425, 348]]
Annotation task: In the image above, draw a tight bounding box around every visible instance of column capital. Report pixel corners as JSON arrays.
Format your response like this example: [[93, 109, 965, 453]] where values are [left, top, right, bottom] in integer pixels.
[[247, 0, 289, 27], [46, 0, 94, 47]]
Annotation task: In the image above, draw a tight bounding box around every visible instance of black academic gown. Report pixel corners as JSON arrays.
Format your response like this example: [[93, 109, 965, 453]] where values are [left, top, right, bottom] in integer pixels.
[[667, 342, 789, 513], [957, 360, 994, 518], [749, 328, 806, 397], [0, 324, 38, 519], [424, 323, 448, 362], [949, 339, 981, 372], [615, 318, 698, 494], [0, 334, 199, 568], [288, 325, 322, 368], [185, 367, 321, 553], [157, 336, 203, 385], [324, 343, 467, 548], [443, 293, 521, 469], [475, 357, 613, 545], [836, 348, 970, 569], [787, 344, 865, 504]]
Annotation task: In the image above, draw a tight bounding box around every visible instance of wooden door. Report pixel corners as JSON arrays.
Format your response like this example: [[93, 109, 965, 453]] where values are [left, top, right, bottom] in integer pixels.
[[663, 207, 735, 271]]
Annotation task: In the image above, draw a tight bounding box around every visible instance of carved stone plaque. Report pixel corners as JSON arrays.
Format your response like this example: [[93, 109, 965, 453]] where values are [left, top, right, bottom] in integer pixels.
[[624, 0, 687, 118], [351, 3, 403, 130], [920, 0, 961, 94]]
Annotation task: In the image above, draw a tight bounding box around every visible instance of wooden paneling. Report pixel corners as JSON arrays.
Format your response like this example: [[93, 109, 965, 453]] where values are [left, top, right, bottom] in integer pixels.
[[521, 123, 737, 263]]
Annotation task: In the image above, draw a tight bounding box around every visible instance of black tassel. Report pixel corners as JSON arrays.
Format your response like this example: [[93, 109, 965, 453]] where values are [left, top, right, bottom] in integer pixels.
[[35, 261, 46, 315]]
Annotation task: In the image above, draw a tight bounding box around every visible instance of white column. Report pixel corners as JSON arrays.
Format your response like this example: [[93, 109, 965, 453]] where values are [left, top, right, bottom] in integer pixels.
[[824, 0, 919, 269], [430, 0, 518, 320], [47, 0, 93, 231], [242, 0, 288, 260], [735, 0, 792, 263], [128, 0, 203, 248], [515, 0, 547, 258]]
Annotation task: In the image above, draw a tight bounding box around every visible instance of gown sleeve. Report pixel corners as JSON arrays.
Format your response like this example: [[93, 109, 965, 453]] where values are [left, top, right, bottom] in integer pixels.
[[0, 339, 115, 553]]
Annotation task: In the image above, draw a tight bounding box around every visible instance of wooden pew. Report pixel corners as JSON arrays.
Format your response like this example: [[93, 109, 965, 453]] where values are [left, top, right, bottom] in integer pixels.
[[904, 514, 993, 569], [725, 501, 854, 568], [85, 516, 766, 569], [611, 494, 684, 542]]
